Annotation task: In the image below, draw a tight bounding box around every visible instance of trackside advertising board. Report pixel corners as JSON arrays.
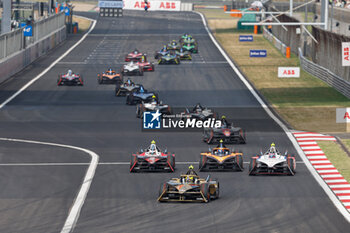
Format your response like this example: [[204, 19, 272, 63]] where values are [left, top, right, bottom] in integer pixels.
[[278, 67, 300, 78], [99, 0, 123, 8], [239, 35, 253, 42], [123, 0, 181, 11], [249, 50, 266, 57], [336, 108, 350, 123], [342, 42, 350, 66]]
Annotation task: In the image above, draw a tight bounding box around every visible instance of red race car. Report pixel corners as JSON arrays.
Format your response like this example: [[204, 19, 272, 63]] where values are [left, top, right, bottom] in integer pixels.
[[130, 140, 175, 172], [125, 49, 143, 62], [137, 56, 155, 72]]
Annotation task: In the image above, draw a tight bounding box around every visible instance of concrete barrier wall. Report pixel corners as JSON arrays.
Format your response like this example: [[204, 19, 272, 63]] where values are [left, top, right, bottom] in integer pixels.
[[181, 3, 193, 11], [0, 26, 66, 84]]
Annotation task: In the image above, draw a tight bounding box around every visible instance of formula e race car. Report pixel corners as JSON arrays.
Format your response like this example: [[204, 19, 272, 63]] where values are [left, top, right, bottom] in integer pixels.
[[126, 86, 158, 105], [179, 34, 196, 44], [137, 57, 155, 72], [158, 167, 219, 203], [167, 40, 181, 51], [182, 36, 197, 46], [130, 140, 175, 172], [115, 78, 141, 96], [136, 99, 172, 118], [182, 43, 198, 53], [179, 103, 216, 121], [121, 61, 144, 76], [57, 70, 83, 86], [175, 49, 192, 60], [203, 117, 246, 144], [125, 49, 143, 62], [199, 140, 243, 171], [249, 143, 296, 176], [154, 46, 170, 59], [158, 53, 180, 65], [97, 68, 123, 84]]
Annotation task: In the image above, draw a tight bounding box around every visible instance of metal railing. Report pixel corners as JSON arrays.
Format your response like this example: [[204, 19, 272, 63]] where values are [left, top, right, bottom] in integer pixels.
[[263, 26, 287, 56], [0, 12, 65, 60], [263, 26, 350, 99], [298, 47, 350, 99]]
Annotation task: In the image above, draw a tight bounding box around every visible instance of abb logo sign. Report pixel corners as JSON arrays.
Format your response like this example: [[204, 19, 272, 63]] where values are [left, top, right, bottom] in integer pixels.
[[336, 108, 350, 123], [133, 1, 150, 8], [278, 67, 300, 78], [342, 42, 350, 66], [159, 2, 177, 9], [124, 0, 180, 11]]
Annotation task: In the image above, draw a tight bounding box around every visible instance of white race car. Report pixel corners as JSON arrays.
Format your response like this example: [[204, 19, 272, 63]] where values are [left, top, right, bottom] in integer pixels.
[[249, 143, 296, 175], [121, 61, 144, 76], [136, 100, 172, 118]]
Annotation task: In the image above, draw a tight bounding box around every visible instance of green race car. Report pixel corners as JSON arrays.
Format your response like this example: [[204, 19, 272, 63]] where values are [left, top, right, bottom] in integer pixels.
[[182, 43, 198, 54], [158, 53, 180, 65]]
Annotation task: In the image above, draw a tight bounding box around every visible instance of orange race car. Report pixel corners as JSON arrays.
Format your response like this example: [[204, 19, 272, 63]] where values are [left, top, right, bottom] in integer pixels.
[[199, 139, 243, 172], [97, 68, 123, 84]]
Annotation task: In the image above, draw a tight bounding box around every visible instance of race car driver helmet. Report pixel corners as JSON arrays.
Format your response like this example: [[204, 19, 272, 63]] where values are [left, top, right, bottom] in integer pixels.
[[67, 70, 72, 76], [133, 49, 139, 54], [186, 175, 194, 183], [162, 45, 167, 51], [180, 48, 183, 53], [194, 103, 203, 111], [107, 68, 113, 74], [139, 85, 145, 93], [149, 140, 157, 154], [218, 139, 225, 148], [126, 79, 132, 86]]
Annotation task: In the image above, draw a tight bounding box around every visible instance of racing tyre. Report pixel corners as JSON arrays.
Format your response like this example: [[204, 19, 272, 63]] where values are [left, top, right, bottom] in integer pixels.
[[167, 154, 175, 171], [98, 76, 103, 84], [159, 183, 167, 197], [115, 83, 121, 96], [211, 179, 220, 199], [126, 95, 134, 105], [236, 154, 244, 171], [130, 155, 137, 173], [288, 157, 296, 175], [201, 183, 210, 202], [249, 158, 256, 175], [136, 104, 142, 118], [199, 154, 204, 170]]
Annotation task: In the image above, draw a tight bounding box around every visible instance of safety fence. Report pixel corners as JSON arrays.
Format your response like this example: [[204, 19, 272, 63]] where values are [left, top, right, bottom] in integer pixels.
[[299, 47, 350, 99], [0, 12, 65, 60], [263, 26, 350, 99], [263, 26, 287, 56]]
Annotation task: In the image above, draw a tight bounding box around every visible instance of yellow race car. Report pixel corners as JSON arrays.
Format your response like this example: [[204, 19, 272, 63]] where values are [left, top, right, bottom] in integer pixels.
[[158, 167, 219, 203]]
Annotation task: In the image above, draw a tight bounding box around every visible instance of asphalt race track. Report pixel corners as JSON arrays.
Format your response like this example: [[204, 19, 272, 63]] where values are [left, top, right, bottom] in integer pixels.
[[0, 11, 349, 233]]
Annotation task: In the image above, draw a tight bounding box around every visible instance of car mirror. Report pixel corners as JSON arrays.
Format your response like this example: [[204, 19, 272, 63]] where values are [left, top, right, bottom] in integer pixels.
[[160, 101, 163, 104], [284, 150, 288, 156], [140, 149, 144, 153], [164, 149, 168, 154]]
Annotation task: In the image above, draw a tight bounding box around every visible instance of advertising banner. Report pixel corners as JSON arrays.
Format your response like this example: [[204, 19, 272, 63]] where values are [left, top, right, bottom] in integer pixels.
[[278, 67, 300, 78], [123, 0, 180, 11], [249, 50, 267, 57], [342, 42, 350, 66]]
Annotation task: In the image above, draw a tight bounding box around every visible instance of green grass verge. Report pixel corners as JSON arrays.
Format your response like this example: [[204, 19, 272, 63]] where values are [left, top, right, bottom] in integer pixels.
[[318, 141, 350, 183], [198, 10, 350, 133]]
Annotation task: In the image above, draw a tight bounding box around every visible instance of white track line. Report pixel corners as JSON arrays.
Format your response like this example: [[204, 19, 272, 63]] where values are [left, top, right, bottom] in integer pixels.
[[0, 138, 99, 233], [0, 161, 305, 166], [194, 11, 350, 222], [0, 15, 98, 233], [0, 17, 97, 109]]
